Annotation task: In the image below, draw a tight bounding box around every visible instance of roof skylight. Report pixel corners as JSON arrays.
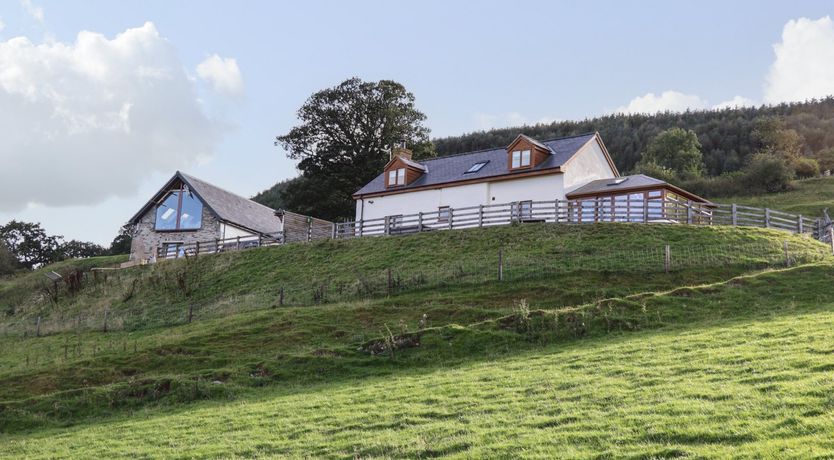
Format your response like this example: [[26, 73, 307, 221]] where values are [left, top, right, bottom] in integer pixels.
[[606, 178, 628, 186], [465, 161, 489, 174]]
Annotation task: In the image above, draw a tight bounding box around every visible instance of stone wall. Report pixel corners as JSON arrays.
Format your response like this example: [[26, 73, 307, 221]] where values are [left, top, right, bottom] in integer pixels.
[[129, 204, 221, 262]]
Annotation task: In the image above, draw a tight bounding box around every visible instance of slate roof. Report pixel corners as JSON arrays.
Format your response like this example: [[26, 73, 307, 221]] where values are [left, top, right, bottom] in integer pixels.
[[127, 171, 283, 235], [566, 174, 712, 203], [354, 132, 599, 197], [566, 174, 666, 196]]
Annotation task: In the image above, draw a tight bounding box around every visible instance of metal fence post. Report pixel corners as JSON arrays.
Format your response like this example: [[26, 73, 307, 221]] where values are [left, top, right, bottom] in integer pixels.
[[783, 241, 790, 267], [498, 248, 504, 282]]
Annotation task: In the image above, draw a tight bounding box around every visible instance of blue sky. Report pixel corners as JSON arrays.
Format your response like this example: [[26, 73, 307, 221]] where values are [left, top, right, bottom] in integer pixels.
[[1, 0, 833, 244]]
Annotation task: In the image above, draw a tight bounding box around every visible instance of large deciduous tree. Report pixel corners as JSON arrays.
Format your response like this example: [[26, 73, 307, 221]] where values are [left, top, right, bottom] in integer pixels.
[[276, 78, 434, 220], [0, 220, 62, 269], [635, 127, 705, 181], [0, 241, 16, 276]]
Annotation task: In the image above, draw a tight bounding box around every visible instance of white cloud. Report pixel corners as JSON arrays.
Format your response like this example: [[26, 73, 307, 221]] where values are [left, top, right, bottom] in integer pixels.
[[20, 0, 44, 23], [613, 90, 708, 114], [713, 95, 756, 109], [764, 16, 834, 104], [0, 22, 228, 212], [196, 54, 244, 96], [0, 17, 5, 32]]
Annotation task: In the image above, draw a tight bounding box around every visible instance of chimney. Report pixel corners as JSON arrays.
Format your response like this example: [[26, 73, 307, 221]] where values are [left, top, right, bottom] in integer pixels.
[[390, 140, 412, 161]]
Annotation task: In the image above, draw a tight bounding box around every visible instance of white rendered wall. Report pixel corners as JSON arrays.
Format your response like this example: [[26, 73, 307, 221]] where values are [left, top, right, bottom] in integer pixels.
[[562, 140, 617, 193], [220, 223, 258, 240], [356, 174, 565, 221]]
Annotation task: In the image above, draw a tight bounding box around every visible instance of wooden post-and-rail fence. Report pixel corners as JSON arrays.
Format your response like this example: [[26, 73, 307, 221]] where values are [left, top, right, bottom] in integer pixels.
[[154, 198, 826, 261]]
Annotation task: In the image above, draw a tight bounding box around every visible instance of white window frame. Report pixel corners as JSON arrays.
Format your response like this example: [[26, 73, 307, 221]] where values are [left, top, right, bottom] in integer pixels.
[[388, 167, 407, 187], [511, 150, 532, 169]]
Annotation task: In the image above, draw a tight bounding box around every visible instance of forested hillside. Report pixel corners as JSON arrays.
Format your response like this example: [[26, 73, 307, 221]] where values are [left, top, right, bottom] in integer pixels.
[[433, 98, 834, 176]]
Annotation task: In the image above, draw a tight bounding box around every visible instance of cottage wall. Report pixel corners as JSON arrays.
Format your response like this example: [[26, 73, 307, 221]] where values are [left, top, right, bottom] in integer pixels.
[[129, 204, 221, 261]]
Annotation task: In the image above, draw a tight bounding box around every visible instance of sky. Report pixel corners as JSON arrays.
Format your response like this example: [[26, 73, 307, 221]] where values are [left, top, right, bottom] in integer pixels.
[[1, 0, 834, 245]]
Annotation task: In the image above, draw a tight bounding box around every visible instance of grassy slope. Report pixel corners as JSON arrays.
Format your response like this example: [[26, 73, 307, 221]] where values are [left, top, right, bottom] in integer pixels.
[[0, 224, 832, 457], [4, 264, 834, 458], [708, 176, 834, 217]]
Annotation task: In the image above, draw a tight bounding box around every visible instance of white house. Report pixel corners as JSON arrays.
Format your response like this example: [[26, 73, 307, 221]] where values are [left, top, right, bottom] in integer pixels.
[[352, 132, 711, 226]]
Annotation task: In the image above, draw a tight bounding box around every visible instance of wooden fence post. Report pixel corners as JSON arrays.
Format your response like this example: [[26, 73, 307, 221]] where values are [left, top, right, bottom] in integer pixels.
[[188, 304, 194, 323], [103, 308, 108, 333], [554, 199, 560, 223], [664, 245, 671, 273], [418, 212, 424, 232], [732, 204, 738, 226], [331, 223, 336, 240], [829, 227, 834, 256], [215, 239, 220, 253], [279, 287, 285, 306], [195, 241, 200, 256], [307, 217, 313, 242], [764, 208, 771, 228], [35, 316, 41, 337], [358, 219, 364, 237], [686, 200, 693, 224], [798, 215, 804, 234], [448, 208, 454, 230], [478, 205, 484, 228], [643, 199, 649, 223], [384, 216, 390, 235], [236, 236, 241, 250], [498, 248, 504, 282], [783, 241, 790, 267]]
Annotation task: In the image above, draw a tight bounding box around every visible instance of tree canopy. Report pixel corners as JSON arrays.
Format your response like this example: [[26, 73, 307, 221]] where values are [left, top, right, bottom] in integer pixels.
[[636, 128, 704, 180], [274, 78, 434, 220]]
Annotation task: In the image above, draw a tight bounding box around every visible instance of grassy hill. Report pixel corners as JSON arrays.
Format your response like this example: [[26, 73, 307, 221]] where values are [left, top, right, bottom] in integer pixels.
[[706, 176, 834, 217], [1, 223, 833, 457]]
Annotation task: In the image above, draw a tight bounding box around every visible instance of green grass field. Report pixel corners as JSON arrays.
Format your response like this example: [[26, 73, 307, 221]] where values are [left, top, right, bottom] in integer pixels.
[[707, 176, 834, 217], [1, 222, 833, 458]]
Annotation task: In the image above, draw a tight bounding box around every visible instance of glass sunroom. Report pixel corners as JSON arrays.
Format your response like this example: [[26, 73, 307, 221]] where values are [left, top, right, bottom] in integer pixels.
[[564, 175, 714, 224]]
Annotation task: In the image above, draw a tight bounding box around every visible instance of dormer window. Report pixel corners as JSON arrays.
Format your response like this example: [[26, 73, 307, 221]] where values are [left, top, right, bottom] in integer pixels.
[[511, 149, 531, 169], [388, 167, 406, 186]]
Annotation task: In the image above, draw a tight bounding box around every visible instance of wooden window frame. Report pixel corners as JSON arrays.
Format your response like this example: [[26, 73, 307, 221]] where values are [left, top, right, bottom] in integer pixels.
[[437, 206, 451, 223], [510, 150, 532, 170]]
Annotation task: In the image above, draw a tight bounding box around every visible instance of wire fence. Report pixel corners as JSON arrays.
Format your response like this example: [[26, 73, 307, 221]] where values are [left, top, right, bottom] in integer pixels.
[[2, 239, 831, 342]]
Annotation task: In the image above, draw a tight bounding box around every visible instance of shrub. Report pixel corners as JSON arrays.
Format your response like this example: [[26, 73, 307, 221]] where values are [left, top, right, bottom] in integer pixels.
[[742, 152, 795, 193], [814, 147, 834, 173], [792, 157, 820, 179]]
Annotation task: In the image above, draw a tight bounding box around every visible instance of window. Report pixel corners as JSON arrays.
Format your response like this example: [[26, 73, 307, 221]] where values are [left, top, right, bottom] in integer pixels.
[[163, 242, 183, 259], [388, 215, 402, 229], [607, 178, 628, 186], [512, 201, 533, 220], [155, 187, 203, 231], [388, 167, 406, 186], [437, 206, 450, 223], [511, 150, 531, 169], [465, 161, 489, 174]]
